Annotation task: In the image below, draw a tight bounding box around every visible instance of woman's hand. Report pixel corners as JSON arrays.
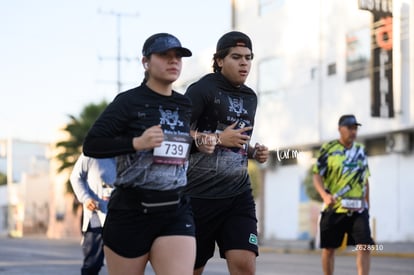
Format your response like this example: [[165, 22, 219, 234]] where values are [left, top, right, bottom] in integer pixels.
[[132, 125, 164, 150]]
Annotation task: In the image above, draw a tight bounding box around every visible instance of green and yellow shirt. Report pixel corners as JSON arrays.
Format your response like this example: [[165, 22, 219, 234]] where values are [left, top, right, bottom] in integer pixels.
[[313, 140, 370, 213]]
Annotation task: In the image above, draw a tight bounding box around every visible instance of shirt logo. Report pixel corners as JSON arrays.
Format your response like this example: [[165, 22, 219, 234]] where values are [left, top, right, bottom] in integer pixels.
[[228, 96, 247, 116], [159, 106, 184, 130]]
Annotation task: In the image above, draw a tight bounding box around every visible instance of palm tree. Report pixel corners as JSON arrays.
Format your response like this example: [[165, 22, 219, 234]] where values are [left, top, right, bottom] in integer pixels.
[[55, 100, 108, 193]]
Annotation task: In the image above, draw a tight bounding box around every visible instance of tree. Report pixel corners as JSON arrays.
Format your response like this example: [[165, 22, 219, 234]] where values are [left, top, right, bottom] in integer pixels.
[[303, 165, 322, 202], [0, 172, 6, 186], [248, 160, 262, 199], [55, 100, 108, 193]]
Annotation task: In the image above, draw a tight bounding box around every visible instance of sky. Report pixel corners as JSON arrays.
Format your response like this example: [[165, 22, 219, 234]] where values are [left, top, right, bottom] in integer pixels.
[[0, 0, 231, 143]]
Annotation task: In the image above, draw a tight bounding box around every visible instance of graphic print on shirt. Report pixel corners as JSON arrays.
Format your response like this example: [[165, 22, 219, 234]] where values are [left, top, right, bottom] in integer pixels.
[[214, 95, 252, 155], [154, 105, 191, 165], [316, 142, 369, 189], [228, 96, 248, 117], [342, 146, 366, 176], [313, 141, 370, 212], [159, 106, 184, 131]]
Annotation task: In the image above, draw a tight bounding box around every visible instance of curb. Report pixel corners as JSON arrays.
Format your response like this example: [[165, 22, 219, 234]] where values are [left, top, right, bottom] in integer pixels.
[[258, 246, 414, 258]]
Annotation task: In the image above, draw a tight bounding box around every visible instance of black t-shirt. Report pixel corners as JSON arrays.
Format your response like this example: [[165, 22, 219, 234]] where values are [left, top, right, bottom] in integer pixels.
[[83, 84, 192, 190], [184, 72, 257, 198]]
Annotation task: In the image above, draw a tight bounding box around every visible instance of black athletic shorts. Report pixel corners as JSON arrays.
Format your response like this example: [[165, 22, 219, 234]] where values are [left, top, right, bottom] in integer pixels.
[[190, 190, 259, 269], [103, 194, 195, 258], [319, 209, 375, 248]]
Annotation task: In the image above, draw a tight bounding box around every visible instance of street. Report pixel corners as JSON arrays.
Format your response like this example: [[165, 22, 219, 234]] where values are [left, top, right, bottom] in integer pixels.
[[0, 236, 413, 275]]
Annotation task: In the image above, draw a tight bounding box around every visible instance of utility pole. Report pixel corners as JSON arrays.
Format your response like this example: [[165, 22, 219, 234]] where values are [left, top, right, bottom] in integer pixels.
[[97, 9, 139, 93], [231, 0, 236, 29]]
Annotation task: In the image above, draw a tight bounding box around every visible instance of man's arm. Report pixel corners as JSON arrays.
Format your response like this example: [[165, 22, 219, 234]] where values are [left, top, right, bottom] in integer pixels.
[[70, 155, 99, 211], [313, 173, 335, 207], [70, 155, 93, 203]]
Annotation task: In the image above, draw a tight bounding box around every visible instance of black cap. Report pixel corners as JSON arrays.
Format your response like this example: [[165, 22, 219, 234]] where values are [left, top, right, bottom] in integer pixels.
[[142, 33, 192, 57], [338, 114, 362, 126], [216, 31, 252, 52]]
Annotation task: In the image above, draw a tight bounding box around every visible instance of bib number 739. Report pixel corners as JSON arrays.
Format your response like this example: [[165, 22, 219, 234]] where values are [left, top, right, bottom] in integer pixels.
[[154, 141, 188, 158], [153, 134, 191, 165]]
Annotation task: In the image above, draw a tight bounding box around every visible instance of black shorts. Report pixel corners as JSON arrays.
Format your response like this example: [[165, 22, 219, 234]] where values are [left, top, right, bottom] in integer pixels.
[[319, 209, 375, 249], [190, 190, 259, 269], [103, 195, 195, 258]]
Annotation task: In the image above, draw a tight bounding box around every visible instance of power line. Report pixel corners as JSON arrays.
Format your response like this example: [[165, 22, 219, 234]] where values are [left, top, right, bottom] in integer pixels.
[[97, 8, 139, 93]]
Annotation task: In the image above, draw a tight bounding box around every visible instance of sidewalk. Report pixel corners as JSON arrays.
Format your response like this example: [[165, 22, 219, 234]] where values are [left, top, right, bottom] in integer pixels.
[[260, 239, 414, 258]]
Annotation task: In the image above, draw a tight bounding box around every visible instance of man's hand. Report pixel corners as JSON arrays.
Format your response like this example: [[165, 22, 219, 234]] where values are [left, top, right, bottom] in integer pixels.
[[85, 198, 99, 211], [322, 193, 336, 208], [251, 143, 269, 163], [219, 121, 252, 148], [313, 174, 336, 208], [194, 132, 218, 154]]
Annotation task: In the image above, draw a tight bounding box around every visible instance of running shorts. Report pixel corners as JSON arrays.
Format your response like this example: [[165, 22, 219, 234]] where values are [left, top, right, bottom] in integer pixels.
[[319, 209, 375, 248], [190, 190, 259, 268], [103, 192, 195, 258]]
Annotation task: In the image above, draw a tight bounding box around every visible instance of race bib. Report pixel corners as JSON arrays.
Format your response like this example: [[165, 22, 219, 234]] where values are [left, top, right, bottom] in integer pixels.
[[341, 198, 363, 210], [153, 134, 192, 165]]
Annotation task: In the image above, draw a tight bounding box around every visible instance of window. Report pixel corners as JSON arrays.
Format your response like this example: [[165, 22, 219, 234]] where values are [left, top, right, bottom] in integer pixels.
[[327, 63, 336, 76], [345, 27, 370, 82]]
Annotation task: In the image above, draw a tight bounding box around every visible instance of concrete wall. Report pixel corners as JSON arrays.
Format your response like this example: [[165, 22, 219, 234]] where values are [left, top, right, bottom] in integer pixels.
[[369, 153, 414, 241]]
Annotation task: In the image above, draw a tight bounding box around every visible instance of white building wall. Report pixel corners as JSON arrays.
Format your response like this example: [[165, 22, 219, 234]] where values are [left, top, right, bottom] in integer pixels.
[[369, 153, 414, 241], [230, 0, 414, 242], [235, 0, 413, 147], [263, 165, 303, 240]]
